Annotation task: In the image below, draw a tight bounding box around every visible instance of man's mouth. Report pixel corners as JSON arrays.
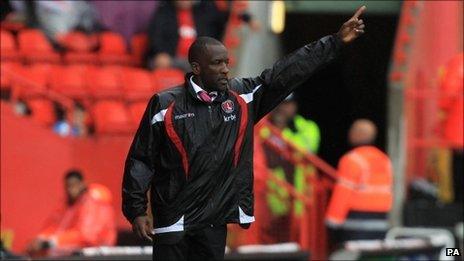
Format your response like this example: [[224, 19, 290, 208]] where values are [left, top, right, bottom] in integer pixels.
[[219, 78, 228, 84]]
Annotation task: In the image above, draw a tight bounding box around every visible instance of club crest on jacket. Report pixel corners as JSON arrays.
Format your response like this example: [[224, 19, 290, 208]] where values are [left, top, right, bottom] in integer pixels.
[[221, 100, 234, 114]]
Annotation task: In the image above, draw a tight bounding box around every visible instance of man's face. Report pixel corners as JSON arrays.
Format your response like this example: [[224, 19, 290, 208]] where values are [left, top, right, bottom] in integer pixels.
[[278, 101, 297, 119], [197, 44, 230, 92], [65, 177, 85, 202]]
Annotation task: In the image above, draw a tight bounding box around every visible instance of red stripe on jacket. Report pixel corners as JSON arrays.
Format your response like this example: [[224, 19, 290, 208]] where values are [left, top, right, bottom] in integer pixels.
[[165, 103, 190, 177], [230, 91, 249, 166]]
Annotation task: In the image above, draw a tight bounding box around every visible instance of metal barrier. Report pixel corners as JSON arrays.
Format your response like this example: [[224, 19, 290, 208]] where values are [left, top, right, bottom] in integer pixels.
[[386, 227, 455, 260], [255, 122, 337, 260]]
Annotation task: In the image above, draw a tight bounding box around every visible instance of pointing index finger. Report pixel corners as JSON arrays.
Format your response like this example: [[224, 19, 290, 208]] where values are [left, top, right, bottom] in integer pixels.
[[352, 6, 366, 19]]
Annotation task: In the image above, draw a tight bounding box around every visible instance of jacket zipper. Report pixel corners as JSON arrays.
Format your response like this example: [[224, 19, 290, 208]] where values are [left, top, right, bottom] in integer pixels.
[[208, 105, 218, 162], [207, 105, 217, 216], [208, 105, 213, 125]]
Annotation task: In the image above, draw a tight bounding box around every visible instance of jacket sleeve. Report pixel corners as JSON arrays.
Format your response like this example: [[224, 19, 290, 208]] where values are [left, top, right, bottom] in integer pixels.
[[236, 34, 344, 122], [122, 95, 160, 223], [77, 197, 116, 246]]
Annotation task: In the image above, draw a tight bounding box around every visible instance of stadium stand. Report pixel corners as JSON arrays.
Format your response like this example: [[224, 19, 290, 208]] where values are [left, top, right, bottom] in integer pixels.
[[13, 63, 52, 99], [128, 101, 148, 125], [61, 31, 98, 64], [92, 101, 133, 134], [130, 33, 148, 66], [18, 29, 60, 63], [86, 65, 123, 99], [27, 98, 55, 126], [98, 31, 133, 65], [0, 61, 19, 92], [151, 68, 184, 93], [121, 67, 154, 102], [1, 29, 19, 61], [50, 65, 89, 100]]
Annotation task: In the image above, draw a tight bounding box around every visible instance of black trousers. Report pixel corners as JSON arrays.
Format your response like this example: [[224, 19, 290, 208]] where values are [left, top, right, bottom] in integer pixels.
[[153, 225, 227, 261]]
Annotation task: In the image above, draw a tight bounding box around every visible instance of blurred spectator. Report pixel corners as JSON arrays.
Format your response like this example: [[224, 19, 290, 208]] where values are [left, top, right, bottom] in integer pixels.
[[0, 0, 14, 21], [8, 1, 99, 47], [91, 0, 159, 46], [438, 53, 463, 204], [71, 102, 89, 137], [3, 0, 38, 27], [144, 0, 259, 71], [13, 99, 31, 116], [269, 94, 321, 153], [258, 94, 321, 243], [27, 170, 116, 257], [326, 119, 393, 247], [53, 102, 88, 137]]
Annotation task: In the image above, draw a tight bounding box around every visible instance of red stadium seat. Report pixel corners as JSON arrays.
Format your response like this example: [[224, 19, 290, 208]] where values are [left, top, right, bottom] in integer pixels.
[[224, 34, 241, 48], [92, 101, 132, 134], [98, 32, 132, 65], [61, 31, 98, 64], [86, 66, 123, 99], [0, 62, 20, 91], [1, 30, 19, 61], [64, 52, 99, 65], [130, 33, 148, 66], [128, 102, 147, 125], [13, 64, 53, 99], [50, 65, 89, 99], [18, 29, 60, 63], [0, 20, 26, 32], [27, 98, 55, 126], [121, 67, 154, 101], [152, 68, 185, 93], [59, 31, 97, 52]]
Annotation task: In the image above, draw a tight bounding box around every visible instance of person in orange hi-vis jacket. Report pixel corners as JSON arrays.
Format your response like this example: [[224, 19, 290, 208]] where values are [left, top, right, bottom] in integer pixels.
[[439, 53, 463, 204], [27, 170, 117, 257], [326, 119, 392, 247]]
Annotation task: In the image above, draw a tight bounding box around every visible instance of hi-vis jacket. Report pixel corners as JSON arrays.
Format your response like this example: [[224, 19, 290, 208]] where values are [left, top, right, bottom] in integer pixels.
[[122, 34, 343, 242], [326, 146, 393, 229], [38, 184, 116, 255]]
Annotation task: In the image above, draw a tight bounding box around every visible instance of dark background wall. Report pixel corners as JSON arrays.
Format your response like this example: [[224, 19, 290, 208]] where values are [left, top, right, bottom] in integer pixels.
[[281, 13, 398, 166]]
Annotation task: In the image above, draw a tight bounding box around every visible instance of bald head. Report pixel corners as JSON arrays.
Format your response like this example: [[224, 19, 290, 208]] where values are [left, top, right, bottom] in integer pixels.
[[348, 119, 377, 146], [188, 36, 224, 64]]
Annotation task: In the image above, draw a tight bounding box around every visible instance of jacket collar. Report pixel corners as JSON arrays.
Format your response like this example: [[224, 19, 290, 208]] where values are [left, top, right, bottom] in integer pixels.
[[189, 75, 218, 100], [184, 72, 228, 103]]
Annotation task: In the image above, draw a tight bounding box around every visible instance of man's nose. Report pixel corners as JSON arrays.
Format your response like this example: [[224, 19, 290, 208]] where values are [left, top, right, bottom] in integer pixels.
[[221, 64, 229, 75]]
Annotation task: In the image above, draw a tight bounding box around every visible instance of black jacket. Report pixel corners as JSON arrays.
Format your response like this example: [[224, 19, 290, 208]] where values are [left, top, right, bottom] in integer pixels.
[[123, 34, 343, 242]]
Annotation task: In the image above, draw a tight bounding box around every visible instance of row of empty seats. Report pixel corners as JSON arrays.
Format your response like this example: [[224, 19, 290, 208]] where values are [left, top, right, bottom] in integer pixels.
[[2, 63, 184, 101], [25, 98, 147, 135], [1, 8, 247, 135], [1, 29, 148, 66]]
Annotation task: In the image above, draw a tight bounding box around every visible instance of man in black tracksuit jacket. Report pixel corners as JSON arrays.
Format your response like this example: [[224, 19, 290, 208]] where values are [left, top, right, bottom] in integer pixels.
[[123, 6, 367, 260]]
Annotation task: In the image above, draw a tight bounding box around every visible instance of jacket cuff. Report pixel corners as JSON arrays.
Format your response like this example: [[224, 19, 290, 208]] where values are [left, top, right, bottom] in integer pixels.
[[332, 33, 345, 48], [130, 213, 147, 224]]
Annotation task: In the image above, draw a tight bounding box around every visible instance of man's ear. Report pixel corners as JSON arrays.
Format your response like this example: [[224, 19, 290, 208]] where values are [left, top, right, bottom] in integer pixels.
[[191, 62, 201, 75]]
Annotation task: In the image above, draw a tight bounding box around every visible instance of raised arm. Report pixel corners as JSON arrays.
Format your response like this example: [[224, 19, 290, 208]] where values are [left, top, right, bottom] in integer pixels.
[[234, 6, 366, 121]]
